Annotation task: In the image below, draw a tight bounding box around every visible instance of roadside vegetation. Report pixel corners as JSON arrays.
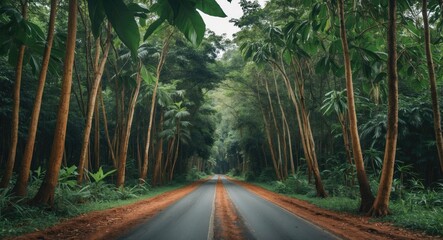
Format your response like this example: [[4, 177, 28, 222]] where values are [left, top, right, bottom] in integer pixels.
[[0, 165, 207, 238], [228, 169, 443, 236]]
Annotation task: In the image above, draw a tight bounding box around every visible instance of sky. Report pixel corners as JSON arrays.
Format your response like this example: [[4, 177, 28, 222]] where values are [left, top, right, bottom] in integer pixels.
[[200, 0, 267, 39]]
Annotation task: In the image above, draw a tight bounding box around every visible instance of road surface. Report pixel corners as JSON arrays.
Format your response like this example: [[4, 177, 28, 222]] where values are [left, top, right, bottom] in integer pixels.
[[119, 175, 338, 240]]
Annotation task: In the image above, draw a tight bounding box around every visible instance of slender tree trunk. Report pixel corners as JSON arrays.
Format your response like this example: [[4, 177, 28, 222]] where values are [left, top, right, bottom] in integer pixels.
[[369, 0, 398, 217], [338, 0, 374, 211], [422, 0, 443, 173], [116, 61, 142, 188], [94, 95, 100, 171], [0, 2, 28, 189], [140, 31, 173, 183], [163, 136, 176, 179], [256, 80, 282, 180], [100, 89, 116, 168], [77, 25, 111, 184], [271, 61, 313, 182], [169, 135, 180, 182], [14, 0, 58, 196], [152, 113, 164, 186], [272, 68, 294, 176], [32, 0, 77, 206], [153, 136, 164, 186], [264, 77, 283, 179]]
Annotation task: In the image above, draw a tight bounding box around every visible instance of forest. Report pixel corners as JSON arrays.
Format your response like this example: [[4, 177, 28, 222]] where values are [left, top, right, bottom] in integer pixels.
[[1, 0, 443, 238]]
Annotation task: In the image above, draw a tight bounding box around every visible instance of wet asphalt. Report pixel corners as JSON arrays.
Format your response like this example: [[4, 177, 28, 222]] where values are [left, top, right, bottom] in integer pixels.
[[118, 175, 338, 240]]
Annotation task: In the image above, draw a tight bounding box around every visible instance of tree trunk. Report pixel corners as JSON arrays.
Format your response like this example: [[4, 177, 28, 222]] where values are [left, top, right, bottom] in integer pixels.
[[100, 88, 116, 168], [152, 113, 164, 186], [31, 0, 77, 206], [0, 2, 28, 189], [272, 68, 294, 176], [264, 77, 283, 179], [77, 25, 111, 184], [256, 81, 282, 180], [140, 31, 173, 183], [422, 0, 443, 173], [116, 61, 142, 188], [94, 93, 100, 171], [369, 0, 398, 217], [338, 0, 375, 212], [169, 135, 180, 182]]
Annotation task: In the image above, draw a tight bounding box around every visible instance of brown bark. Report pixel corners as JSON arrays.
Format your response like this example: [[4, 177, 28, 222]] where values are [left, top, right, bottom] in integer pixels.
[[0, 2, 28, 189], [369, 0, 398, 217], [32, 0, 77, 206], [291, 58, 327, 197], [16, 49, 53, 187], [94, 93, 100, 171], [116, 61, 142, 188], [256, 80, 282, 180], [338, 0, 374, 211], [264, 77, 283, 179], [169, 135, 181, 182], [152, 113, 164, 186], [422, 0, 443, 173], [273, 68, 295, 176], [99, 88, 116, 168], [77, 25, 111, 184], [140, 31, 173, 183]]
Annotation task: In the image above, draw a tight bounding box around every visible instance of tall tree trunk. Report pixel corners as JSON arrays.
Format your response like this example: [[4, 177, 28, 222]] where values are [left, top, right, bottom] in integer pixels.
[[14, 0, 58, 196], [77, 25, 111, 184], [116, 61, 142, 188], [272, 68, 294, 176], [31, 0, 77, 206], [100, 89, 116, 168], [422, 0, 443, 173], [369, 0, 398, 217], [264, 77, 283, 179], [258, 94, 282, 180], [169, 135, 180, 182], [152, 113, 164, 186], [338, 0, 374, 212], [140, 31, 173, 183], [289, 58, 327, 197], [94, 94, 100, 171], [271, 61, 314, 182], [0, 2, 28, 189]]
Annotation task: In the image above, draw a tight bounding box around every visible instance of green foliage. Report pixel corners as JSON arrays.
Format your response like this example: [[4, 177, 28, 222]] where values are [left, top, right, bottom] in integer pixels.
[[58, 165, 78, 188], [149, 0, 226, 45], [257, 168, 276, 182], [185, 167, 207, 181], [87, 0, 141, 58], [88, 167, 116, 183]]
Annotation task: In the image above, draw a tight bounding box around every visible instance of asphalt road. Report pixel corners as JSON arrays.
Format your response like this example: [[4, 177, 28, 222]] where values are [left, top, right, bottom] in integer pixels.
[[221, 176, 337, 240], [118, 175, 338, 240]]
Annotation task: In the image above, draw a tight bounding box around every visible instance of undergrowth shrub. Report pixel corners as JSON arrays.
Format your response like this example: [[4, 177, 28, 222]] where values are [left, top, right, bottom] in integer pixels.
[[186, 167, 206, 181], [257, 168, 275, 182]]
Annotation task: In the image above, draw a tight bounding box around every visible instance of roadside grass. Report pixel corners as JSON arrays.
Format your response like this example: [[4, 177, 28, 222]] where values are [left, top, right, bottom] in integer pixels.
[[251, 180, 443, 236], [0, 182, 187, 238]]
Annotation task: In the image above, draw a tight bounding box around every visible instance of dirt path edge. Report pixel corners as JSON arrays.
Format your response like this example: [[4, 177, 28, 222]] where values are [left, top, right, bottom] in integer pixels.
[[229, 178, 442, 240], [9, 179, 208, 240]]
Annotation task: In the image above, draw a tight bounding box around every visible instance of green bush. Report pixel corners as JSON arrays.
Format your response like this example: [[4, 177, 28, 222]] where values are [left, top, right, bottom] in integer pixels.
[[257, 168, 275, 182], [244, 171, 255, 181], [186, 167, 206, 181]]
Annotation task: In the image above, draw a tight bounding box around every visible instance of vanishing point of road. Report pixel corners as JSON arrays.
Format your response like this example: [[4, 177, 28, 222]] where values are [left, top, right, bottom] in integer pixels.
[[119, 175, 338, 240]]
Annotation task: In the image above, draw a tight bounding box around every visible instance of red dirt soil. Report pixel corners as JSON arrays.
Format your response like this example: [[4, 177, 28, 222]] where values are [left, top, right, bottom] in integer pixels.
[[230, 178, 443, 240], [214, 176, 247, 240], [8, 177, 443, 240], [7, 179, 207, 240]]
